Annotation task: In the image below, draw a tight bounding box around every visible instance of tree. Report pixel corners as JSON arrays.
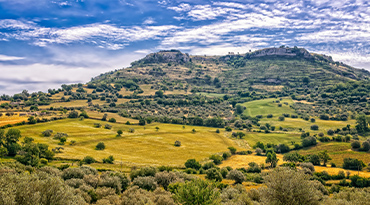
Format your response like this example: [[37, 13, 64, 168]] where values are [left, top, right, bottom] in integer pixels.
[[205, 168, 223, 182], [172, 179, 221, 205], [185, 159, 201, 170], [96, 142, 105, 150], [5, 129, 21, 145], [318, 150, 331, 166], [155, 90, 164, 98], [283, 152, 305, 163], [82, 156, 96, 164], [226, 169, 245, 184], [108, 118, 116, 123], [351, 140, 361, 149], [310, 124, 319, 130], [102, 113, 108, 121], [68, 110, 78, 118], [356, 115, 369, 134], [210, 155, 223, 165], [309, 154, 321, 165], [362, 141, 370, 151], [343, 158, 366, 170], [235, 105, 244, 115], [261, 168, 324, 205], [139, 118, 146, 126], [174, 140, 181, 147], [117, 130, 123, 136], [228, 147, 237, 155], [0, 147, 8, 157], [266, 152, 279, 168]]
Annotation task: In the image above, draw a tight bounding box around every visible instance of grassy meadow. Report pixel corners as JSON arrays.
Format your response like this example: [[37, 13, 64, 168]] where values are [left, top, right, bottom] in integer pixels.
[[10, 118, 244, 168]]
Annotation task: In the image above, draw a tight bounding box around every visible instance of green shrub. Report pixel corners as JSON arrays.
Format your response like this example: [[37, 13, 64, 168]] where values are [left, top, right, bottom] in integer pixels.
[[205, 168, 223, 182], [82, 156, 96, 164], [227, 169, 245, 184], [103, 155, 114, 164], [184, 159, 201, 170]]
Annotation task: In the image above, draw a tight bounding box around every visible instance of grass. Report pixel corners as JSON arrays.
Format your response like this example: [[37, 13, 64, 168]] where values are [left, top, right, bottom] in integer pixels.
[[241, 98, 294, 117], [243, 132, 300, 148], [10, 118, 244, 168], [298, 142, 370, 166], [220, 154, 284, 168], [0, 114, 28, 126]]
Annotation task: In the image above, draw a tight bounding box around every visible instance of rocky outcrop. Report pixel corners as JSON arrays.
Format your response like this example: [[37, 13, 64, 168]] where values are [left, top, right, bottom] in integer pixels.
[[133, 50, 191, 65], [250, 47, 313, 59]]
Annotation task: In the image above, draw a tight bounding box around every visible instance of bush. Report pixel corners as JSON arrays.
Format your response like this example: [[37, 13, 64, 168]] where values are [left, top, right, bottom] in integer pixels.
[[96, 142, 105, 150], [103, 156, 114, 164], [104, 124, 112, 129], [310, 124, 319, 130], [201, 162, 216, 170], [225, 126, 232, 132], [184, 159, 201, 170], [278, 116, 285, 121], [174, 140, 181, 147], [130, 167, 158, 180], [227, 169, 245, 184], [132, 176, 157, 191], [154, 171, 179, 190], [300, 162, 315, 172], [53, 132, 68, 140], [351, 140, 361, 149], [108, 118, 116, 123], [94, 123, 102, 128], [361, 141, 370, 151], [343, 158, 366, 170], [205, 168, 223, 182], [83, 156, 96, 164], [246, 162, 261, 173], [222, 152, 231, 160], [62, 168, 85, 180], [210, 155, 223, 165], [0, 171, 85, 204], [302, 136, 317, 147], [255, 148, 263, 155], [228, 146, 236, 154], [68, 110, 79, 118], [267, 114, 273, 118], [261, 168, 325, 204], [172, 179, 221, 205], [310, 118, 316, 122], [42, 129, 53, 137], [220, 167, 229, 178], [40, 158, 48, 165], [121, 186, 175, 205], [327, 129, 334, 135]]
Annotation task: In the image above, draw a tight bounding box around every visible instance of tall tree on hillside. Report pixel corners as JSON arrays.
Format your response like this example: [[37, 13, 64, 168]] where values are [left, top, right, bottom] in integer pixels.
[[356, 115, 369, 134]]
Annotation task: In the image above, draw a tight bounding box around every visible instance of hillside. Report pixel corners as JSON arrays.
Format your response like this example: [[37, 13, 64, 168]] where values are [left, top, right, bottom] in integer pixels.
[[2, 47, 370, 205]]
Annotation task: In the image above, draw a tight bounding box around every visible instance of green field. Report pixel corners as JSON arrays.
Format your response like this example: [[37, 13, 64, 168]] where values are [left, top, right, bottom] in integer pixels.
[[298, 142, 370, 166], [12, 118, 244, 168], [243, 132, 300, 148], [241, 98, 294, 117]]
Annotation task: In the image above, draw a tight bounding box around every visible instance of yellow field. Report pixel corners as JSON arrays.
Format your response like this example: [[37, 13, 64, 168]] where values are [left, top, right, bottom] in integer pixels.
[[0, 114, 28, 126], [10, 118, 244, 168], [219, 154, 284, 168]]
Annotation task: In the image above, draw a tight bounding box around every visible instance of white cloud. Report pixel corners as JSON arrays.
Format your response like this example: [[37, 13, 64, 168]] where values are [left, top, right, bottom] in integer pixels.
[[143, 17, 156, 25], [0, 54, 25, 61], [0, 20, 179, 50]]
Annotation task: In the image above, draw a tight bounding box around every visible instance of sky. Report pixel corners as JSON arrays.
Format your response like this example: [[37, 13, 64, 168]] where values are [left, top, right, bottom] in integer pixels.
[[0, 0, 370, 95]]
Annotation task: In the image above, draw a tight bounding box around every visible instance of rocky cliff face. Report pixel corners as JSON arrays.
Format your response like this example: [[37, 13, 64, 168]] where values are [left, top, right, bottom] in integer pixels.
[[250, 47, 313, 59], [133, 50, 191, 65]]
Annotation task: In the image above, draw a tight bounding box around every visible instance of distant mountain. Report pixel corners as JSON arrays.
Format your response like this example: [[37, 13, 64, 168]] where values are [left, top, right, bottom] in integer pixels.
[[91, 47, 370, 95]]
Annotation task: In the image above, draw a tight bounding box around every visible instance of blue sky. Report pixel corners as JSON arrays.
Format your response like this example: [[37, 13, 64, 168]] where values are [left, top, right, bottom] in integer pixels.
[[1, 0, 370, 94]]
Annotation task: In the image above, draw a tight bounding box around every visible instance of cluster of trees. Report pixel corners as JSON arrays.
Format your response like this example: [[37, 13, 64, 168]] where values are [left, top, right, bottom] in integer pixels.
[[0, 129, 54, 166]]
